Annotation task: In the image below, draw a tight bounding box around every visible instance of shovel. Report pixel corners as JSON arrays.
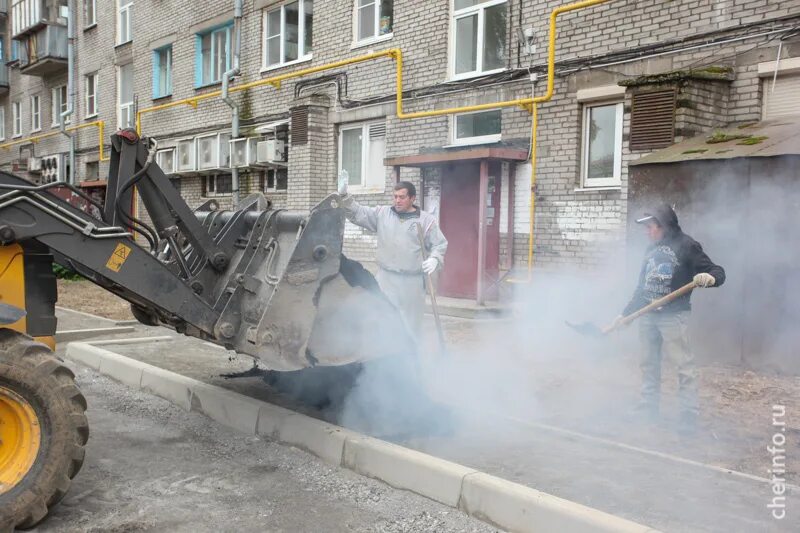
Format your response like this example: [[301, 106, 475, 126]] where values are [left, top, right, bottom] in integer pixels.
[[567, 281, 698, 338], [416, 222, 448, 357]]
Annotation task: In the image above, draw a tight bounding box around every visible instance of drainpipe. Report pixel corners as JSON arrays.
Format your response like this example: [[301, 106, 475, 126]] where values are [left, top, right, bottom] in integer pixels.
[[59, 0, 75, 184], [222, 0, 243, 206]]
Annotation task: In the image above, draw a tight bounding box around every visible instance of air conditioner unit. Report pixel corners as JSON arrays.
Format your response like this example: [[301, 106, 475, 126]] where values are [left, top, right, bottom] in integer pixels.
[[176, 139, 196, 173], [40, 155, 64, 184], [229, 137, 258, 168], [28, 157, 42, 173], [156, 148, 176, 174], [256, 139, 286, 164]]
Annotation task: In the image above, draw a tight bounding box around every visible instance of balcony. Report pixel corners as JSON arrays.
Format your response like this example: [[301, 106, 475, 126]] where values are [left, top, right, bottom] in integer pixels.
[[11, 0, 65, 38], [0, 0, 8, 17], [18, 23, 67, 76], [0, 65, 8, 94]]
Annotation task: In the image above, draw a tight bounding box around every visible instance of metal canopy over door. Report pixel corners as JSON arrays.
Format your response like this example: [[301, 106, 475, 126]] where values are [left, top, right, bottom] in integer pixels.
[[438, 161, 501, 301]]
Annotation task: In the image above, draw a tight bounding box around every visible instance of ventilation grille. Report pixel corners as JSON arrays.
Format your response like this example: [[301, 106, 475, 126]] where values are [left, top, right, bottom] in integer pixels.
[[369, 122, 386, 138], [291, 107, 309, 146], [630, 89, 676, 150]]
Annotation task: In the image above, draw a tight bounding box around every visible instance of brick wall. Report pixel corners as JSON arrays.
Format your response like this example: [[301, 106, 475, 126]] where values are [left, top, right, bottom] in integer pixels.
[[1, 0, 798, 276]]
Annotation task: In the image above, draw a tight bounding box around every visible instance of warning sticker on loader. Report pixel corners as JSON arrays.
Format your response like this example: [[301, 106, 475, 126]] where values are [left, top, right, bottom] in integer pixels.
[[106, 243, 132, 272]]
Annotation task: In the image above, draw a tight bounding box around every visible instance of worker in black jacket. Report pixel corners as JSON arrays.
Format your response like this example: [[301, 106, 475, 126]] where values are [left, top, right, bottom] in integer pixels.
[[619, 204, 725, 434]]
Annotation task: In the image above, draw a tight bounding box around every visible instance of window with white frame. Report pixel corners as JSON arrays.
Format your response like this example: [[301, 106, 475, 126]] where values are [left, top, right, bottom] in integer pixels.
[[262, 168, 288, 192], [0, 108, 5, 141], [12, 102, 21, 137], [451, 0, 507, 79], [51, 85, 69, 127], [338, 121, 386, 191], [117, 63, 134, 129], [203, 174, 233, 197], [264, 1, 313, 69], [355, 0, 392, 43], [85, 73, 98, 118], [197, 24, 232, 87], [452, 109, 501, 145], [581, 101, 623, 188], [85, 0, 97, 28], [30, 95, 41, 132], [153, 45, 172, 98], [117, 0, 133, 45], [177, 139, 196, 172]]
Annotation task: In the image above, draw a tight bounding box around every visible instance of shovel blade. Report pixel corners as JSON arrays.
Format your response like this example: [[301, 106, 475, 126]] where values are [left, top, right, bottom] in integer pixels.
[[565, 320, 605, 338]]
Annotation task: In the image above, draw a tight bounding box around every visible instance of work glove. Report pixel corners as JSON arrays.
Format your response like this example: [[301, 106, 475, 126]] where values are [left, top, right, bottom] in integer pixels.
[[422, 257, 439, 275], [693, 272, 715, 288], [337, 170, 349, 196]]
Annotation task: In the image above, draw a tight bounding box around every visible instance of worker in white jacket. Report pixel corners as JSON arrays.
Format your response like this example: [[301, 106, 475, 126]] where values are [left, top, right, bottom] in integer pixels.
[[338, 175, 448, 337]]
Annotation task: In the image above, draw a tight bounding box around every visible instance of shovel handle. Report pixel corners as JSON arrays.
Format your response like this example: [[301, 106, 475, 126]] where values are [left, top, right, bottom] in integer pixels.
[[602, 281, 697, 334], [416, 223, 447, 356]]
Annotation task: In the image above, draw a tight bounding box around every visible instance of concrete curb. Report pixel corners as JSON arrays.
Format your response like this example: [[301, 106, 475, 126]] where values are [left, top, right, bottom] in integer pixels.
[[65, 342, 658, 533], [55, 326, 136, 343]]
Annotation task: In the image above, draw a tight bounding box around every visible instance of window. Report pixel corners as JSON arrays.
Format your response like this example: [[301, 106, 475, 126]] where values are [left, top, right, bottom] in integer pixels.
[[51, 85, 69, 127], [85, 73, 98, 118], [0, 108, 5, 141], [451, 0, 507, 79], [12, 101, 21, 137], [156, 148, 176, 174], [9, 40, 19, 64], [196, 24, 232, 87], [117, 63, 134, 129], [581, 102, 623, 188], [117, 0, 133, 45], [203, 174, 233, 197], [453, 109, 501, 145], [263, 1, 313, 69], [85, 0, 97, 28], [355, 0, 392, 43], [30, 95, 40, 132], [153, 46, 172, 99], [262, 168, 288, 192], [338, 121, 386, 191], [177, 138, 196, 172]]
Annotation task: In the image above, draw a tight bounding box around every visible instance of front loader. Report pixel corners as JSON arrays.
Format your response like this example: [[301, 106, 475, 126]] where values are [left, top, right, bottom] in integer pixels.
[[0, 130, 415, 529]]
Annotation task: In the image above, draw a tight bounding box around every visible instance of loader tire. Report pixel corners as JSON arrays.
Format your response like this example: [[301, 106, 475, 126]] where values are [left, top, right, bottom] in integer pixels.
[[0, 330, 88, 531]]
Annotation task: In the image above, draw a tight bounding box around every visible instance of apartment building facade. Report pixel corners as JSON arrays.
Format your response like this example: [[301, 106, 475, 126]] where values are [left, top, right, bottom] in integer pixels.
[[1, 0, 799, 302]]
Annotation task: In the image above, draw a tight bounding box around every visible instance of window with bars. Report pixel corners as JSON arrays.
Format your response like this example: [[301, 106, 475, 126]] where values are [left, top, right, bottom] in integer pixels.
[[262, 168, 288, 192], [203, 174, 233, 197], [338, 121, 386, 191]]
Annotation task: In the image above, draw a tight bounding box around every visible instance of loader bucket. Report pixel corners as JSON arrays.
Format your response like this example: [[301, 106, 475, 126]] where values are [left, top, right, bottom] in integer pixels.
[[204, 194, 416, 371]]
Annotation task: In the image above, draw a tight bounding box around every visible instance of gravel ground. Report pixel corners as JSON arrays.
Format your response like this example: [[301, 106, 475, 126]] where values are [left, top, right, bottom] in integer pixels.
[[33, 364, 499, 533]]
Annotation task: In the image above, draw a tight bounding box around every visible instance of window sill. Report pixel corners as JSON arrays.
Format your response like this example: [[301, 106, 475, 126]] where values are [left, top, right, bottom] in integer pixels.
[[574, 185, 622, 192], [195, 81, 222, 91], [31, 128, 42, 134], [152, 94, 173, 102], [448, 67, 507, 83], [115, 40, 133, 49], [260, 55, 313, 74], [51, 124, 71, 129], [83, 24, 97, 32], [84, 114, 98, 121], [349, 187, 385, 195], [350, 33, 394, 50], [12, 134, 22, 139]]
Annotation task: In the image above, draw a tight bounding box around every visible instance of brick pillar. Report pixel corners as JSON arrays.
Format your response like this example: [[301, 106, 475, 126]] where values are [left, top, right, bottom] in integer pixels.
[[287, 95, 333, 210]]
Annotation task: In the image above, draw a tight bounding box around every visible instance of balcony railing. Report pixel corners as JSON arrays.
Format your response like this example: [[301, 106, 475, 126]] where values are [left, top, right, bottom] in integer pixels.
[[12, 0, 66, 38], [19, 23, 67, 76]]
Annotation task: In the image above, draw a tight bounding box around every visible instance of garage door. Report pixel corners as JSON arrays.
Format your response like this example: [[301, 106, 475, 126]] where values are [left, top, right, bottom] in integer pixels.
[[762, 73, 800, 119]]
